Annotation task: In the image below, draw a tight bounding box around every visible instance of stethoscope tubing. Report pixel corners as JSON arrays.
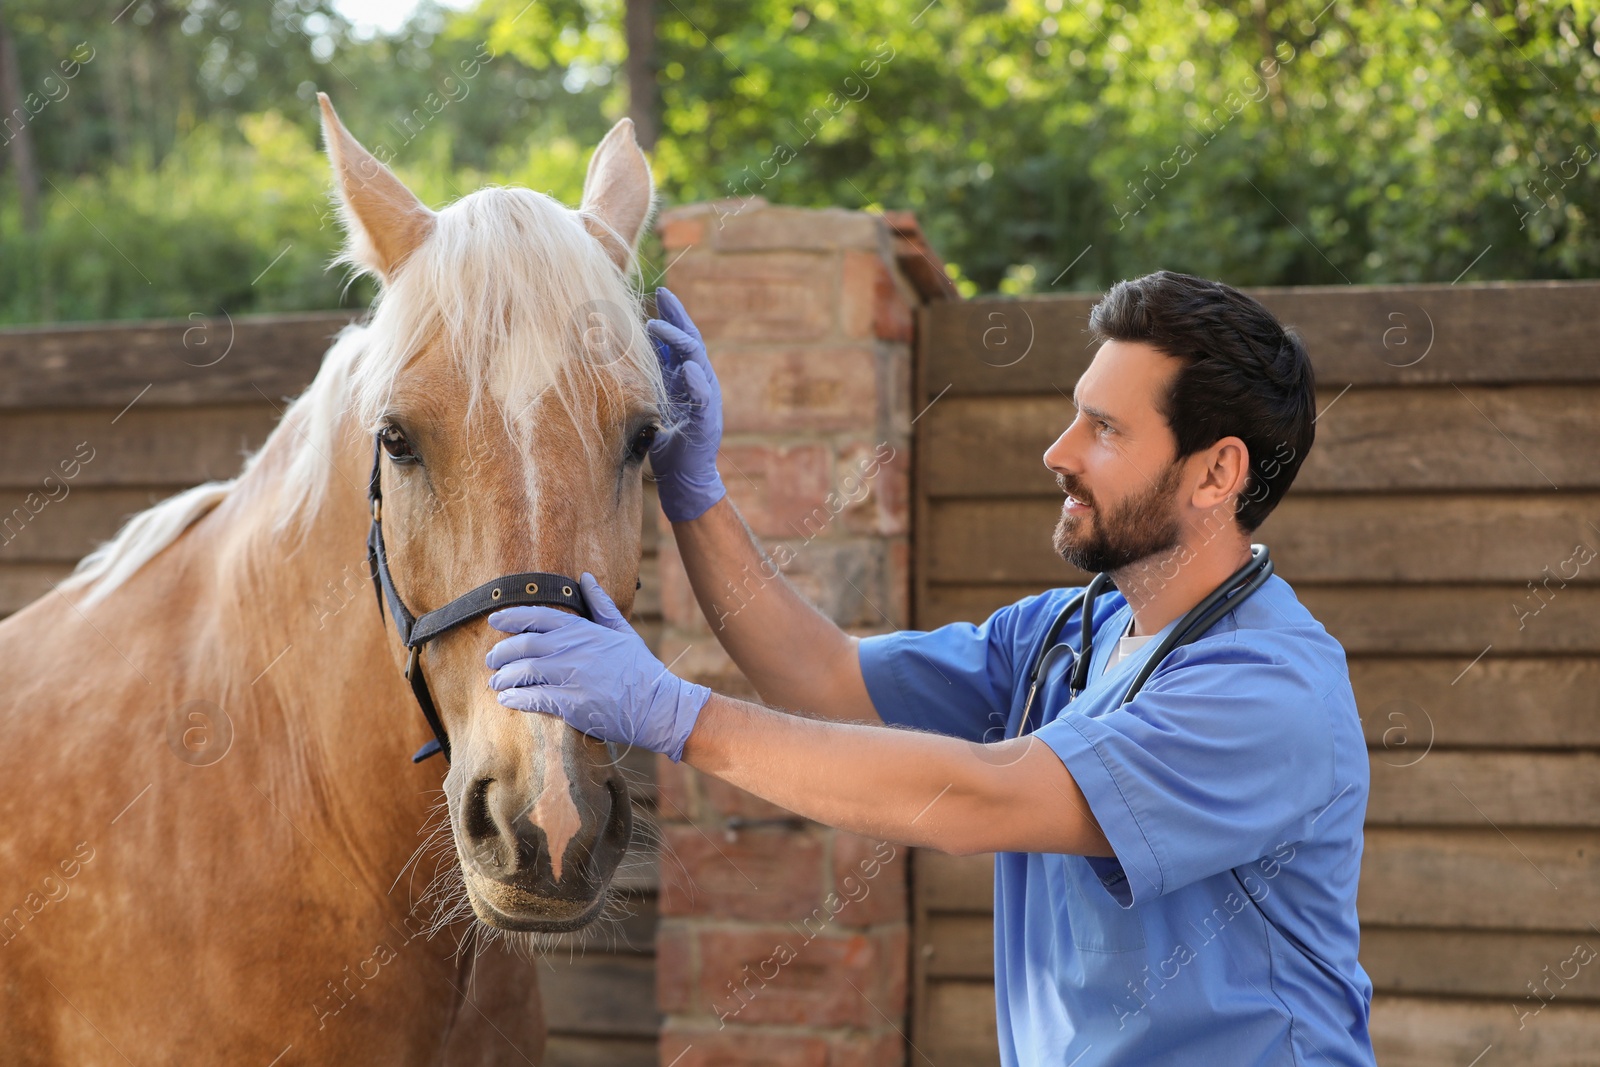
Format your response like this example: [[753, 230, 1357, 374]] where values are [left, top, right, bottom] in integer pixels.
[[1012, 544, 1274, 738]]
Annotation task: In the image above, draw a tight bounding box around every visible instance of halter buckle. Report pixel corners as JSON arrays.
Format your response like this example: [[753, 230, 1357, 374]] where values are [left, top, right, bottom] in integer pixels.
[[372, 498, 382, 522], [404, 645, 418, 681]]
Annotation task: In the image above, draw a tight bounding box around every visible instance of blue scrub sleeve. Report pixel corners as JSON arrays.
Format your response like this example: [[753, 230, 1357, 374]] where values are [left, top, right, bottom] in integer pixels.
[[857, 594, 1042, 743], [1038, 633, 1339, 906]]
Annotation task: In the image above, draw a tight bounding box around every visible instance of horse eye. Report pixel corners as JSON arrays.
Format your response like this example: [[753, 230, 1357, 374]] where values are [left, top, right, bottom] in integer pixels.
[[379, 424, 418, 464], [628, 424, 658, 463]]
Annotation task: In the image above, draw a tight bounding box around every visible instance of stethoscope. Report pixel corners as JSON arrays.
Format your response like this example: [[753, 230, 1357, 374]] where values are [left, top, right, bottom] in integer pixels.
[[1013, 544, 1275, 738]]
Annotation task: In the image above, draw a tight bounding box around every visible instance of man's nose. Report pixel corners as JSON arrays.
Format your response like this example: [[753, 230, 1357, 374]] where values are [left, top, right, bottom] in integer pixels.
[[1043, 427, 1078, 478]]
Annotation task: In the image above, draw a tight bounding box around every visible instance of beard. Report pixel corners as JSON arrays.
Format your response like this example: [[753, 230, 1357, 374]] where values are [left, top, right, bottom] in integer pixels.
[[1053, 460, 1185, 574]]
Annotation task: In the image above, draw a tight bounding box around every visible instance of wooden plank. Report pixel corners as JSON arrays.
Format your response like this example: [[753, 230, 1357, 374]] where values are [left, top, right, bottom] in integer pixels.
[[922, 979, 1000, 1067], [1353, 657, 1600, 750], [926, 494, 1600, 586], [912, 919, 1600, 993], [912, 916, 1600, 1000], [921, 282, 1600, 396], [919, 295, 1099, 398], [933, 832, 1600, 929], [0, 405, 278, 488], [1258, 283, 1600, 386], [611, 850, 659, 894], [1301, 586, 1600, 656], [919, 583, 1600, 655], [546, 889, 658, 957], [1362, 829, 1600, 931], [0, 311, 355, 408], [1368, 753, 1600, 828], [1363, 928, 1600, 1001], [0, 488, 663, 596], [922, 914, 994, 979], [616, 742, 659, 810], [0, 562, 75, 617], [0, 486, 180, 563], [537, 953, 660, 1037], [915, 831, 1600, 931], [917, 387, 1600, 497], [911, 978, 1595, 1062], [542, 1036, 657, 1067], [914, 849, 993, 913], [1371, 994, 1600, 1067]]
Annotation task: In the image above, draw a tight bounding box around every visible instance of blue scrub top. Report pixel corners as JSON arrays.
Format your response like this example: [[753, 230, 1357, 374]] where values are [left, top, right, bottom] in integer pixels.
[[858, 573, 1376, 1066]]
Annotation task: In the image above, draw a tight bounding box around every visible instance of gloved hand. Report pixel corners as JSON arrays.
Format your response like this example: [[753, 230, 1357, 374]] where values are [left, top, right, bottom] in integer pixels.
[[486, 572, 713, 762], [646, 287, 726, 523]]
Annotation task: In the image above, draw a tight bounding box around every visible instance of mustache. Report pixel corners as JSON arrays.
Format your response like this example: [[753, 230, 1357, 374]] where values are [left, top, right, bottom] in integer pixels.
[[1055, 473, 1093, 506]]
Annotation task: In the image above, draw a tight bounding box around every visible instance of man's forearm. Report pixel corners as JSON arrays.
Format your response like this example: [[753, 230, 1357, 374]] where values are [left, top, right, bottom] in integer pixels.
[[682, 693, 1113, 857], [668, 496, 877, 722]]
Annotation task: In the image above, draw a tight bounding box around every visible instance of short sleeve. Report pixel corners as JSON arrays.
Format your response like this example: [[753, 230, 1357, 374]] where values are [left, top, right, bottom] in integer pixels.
[[857, 594, 1044, 743], [1038, 633, 1338, 906]]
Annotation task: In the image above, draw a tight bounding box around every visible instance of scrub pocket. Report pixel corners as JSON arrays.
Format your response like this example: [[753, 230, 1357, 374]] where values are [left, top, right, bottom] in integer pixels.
[[1064, 855, 1146, 953]]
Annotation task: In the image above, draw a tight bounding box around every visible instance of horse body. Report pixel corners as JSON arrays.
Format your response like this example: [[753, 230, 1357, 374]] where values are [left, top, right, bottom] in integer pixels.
[[0, 96, 662, 1063]]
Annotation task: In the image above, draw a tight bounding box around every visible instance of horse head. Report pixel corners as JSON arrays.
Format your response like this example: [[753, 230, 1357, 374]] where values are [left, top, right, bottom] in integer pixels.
[[318, 94, 663, 933]]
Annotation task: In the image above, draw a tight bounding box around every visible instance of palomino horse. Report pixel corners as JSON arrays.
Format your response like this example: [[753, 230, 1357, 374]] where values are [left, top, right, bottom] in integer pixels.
[[0, 94, 666, 1063]]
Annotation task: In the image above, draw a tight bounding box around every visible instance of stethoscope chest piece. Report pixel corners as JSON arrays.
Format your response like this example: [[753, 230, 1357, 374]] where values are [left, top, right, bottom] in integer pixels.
[[1015, 641, 1079, 738]]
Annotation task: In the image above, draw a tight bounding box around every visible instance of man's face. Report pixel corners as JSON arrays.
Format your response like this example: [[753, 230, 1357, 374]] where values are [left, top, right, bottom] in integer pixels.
[[1044, 340, 1187, 574]]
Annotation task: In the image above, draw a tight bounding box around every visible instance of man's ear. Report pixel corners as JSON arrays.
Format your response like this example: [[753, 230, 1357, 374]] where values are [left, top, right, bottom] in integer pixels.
[[1194, 436, 1252, 509], [579, 117, 655, 273], [318, 92, 435, 281]]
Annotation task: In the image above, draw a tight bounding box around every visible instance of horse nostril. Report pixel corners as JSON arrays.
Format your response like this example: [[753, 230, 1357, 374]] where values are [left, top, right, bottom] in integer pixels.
[[463, 777, 506, 869]]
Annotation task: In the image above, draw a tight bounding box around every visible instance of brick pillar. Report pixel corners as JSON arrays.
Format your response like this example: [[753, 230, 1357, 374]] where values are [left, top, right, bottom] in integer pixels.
[[651, 199, 926, 1066]]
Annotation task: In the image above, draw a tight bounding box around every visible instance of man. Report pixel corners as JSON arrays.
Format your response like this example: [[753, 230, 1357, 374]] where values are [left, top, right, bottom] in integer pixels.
[[486, 272, 1376, 1065]]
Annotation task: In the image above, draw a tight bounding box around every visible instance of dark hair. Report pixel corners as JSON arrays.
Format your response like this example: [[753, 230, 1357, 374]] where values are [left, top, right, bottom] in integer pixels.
[[1087, 270, 1315, 533]]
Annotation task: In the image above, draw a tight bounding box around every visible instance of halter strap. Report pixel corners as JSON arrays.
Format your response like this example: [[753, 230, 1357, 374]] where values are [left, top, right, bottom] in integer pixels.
[[365, 433, 612, 764]]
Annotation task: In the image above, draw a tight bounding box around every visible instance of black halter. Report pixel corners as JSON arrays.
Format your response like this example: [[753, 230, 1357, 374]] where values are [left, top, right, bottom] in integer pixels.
[[365, 433, 622, 764]]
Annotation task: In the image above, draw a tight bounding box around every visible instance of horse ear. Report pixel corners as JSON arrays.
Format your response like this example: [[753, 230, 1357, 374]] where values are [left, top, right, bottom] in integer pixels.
[[579, 117, 655, 272], [317, 92, 434, 281]]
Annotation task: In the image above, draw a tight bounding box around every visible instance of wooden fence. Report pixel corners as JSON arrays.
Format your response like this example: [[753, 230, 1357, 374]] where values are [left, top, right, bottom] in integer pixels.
[[0, 312, 663, 1067], [908, 281, 1600, 1067]]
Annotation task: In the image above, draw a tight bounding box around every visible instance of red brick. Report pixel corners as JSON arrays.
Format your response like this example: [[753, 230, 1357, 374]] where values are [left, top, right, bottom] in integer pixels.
[[885, 539, 911, 630], [834, 440, 909, 538], [659, 1026, 904, 1067], [829, 834, 907, 927], [657, 921, 694, 1014], [874, 288, 914, 345], [660, 1024, 828, 1067], [656, 759, 799, 825], [717, 442, 833, 540], [656, 753, 700, 824], [841, 251, 890, 341], [659, 825, 825, 920], [717, 206, 881, 252], [828, 1030, 905, 1067], [654, 634, 757, 699], [719, 346, 879, 435], [666, 253, 837, 344], [703, 195, 771, 235], [654, 537, 708, 634], [768, 540, 887, 630], [693, 925, 907, 1029], [700, 775, 803, 823], [660, 213, 709, 252]]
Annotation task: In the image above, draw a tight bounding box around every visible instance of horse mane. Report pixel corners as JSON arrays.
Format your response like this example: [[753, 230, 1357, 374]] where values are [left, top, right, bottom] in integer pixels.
[[63, 185, 665, 609]]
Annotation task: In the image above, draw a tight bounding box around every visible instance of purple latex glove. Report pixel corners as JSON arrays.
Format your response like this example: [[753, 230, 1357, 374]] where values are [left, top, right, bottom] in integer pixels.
[[486, 573, 712, 762], [646, 287, 726, 523]]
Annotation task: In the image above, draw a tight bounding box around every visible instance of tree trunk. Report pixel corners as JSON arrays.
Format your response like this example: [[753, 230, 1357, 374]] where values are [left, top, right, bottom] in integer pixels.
[[0, 2, 41, 235], [624, 0, 657, 150]]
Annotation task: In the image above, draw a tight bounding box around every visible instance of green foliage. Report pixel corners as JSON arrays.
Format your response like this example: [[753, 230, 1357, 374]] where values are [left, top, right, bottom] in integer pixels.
[[1, 0, 1597, 323]]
